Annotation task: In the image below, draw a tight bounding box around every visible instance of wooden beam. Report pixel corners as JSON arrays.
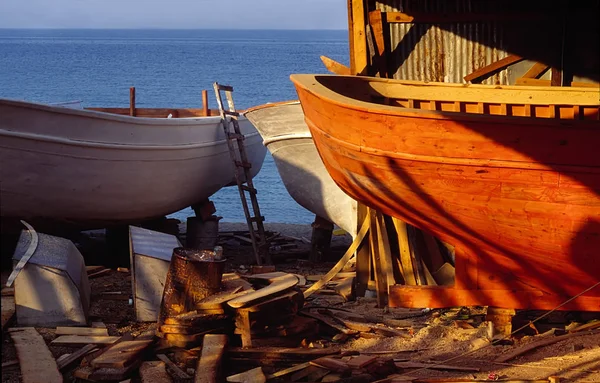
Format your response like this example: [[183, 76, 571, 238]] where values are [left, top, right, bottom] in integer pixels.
[[375, 212, 395, 292], [348, 0, 368, 75], [202, 90, 209, 116], [515, 78, 599, 88], [355, 203, 370, 297], [9, 328, 62, 383], [521, 62, 550, 79], [195, 334, 228, 383], [464, 55, 524, 83], [368, 10, 388, 78], [392, 218, 417, 286], [385, 11, 556, 24], [368, 208, 387, 307], [320, 55, 352, 75]]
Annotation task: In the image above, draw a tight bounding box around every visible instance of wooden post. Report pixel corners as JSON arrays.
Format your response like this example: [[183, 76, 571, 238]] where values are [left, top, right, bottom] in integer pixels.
[[202, 90, 209, 116], [158, 248, 225, 327], [129, 87, 136, 116], [355, 203, 370, 297], [347, 0, 368, 75], [309, 216, 334, 262]]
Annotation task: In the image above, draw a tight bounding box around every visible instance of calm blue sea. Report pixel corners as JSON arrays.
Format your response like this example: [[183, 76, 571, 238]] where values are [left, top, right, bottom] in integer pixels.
[[0, 29, 349, 224]]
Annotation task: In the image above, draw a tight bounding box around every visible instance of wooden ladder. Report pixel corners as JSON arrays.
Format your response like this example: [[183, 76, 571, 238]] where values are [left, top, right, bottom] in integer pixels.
[[213, 82, 270, 265]]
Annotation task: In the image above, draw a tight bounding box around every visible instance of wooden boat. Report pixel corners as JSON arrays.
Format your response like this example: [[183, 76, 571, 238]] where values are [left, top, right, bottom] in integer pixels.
[[244, 101, 357, 236], [0, 98, 267, 229], [291, 74, 600, 311]]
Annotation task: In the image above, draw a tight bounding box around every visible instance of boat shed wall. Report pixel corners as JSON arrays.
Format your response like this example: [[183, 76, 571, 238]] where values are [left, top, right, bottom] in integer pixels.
[[347, 0, 600, 86]]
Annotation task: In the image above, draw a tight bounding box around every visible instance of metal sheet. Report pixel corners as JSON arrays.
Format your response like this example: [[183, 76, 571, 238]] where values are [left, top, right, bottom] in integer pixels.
[[374, 0, 509, 84]]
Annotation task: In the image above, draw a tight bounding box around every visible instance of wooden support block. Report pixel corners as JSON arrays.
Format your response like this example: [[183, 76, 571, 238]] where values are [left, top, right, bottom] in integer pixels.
[[140, 361, 173, 383], [486, 307, 516, 336], [195, 334, 227, 383], [9, 327, 62, 383], [56, 327, 109, 336], [91, 340, 153, 369], [226, 367, 266, 382], [52, 335, 120, 346]]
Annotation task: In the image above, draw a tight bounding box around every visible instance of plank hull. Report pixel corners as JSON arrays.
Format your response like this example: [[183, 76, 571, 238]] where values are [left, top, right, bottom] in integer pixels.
[[244, 102, 357, 236], [0, 99, 267, 228], [291, 74, 600, 311]]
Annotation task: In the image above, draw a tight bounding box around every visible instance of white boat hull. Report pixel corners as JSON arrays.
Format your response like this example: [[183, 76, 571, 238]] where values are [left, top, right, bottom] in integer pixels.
[[0, 99, 267, 228], [245, 102, 357, 236]]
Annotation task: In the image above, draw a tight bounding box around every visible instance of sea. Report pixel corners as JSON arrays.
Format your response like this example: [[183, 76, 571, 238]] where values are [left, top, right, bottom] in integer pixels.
[[0, 29, 349, 225]]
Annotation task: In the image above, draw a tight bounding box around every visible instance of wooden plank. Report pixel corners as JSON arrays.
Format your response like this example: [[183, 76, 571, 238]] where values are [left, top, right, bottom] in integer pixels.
[[465, 55, 523, 82], [226, 367, 266, 383], [227, 346, 340, 361], [394, 361, 479, 372], [228, 274, 298, 308], [348, 0, 367, 75], [51, 335, 120, 346], [521, 62, 550, 79], [55, 327, 109, 336], [140, 361, 173, 383], [195, 334, 228, 383], [57, 344, 97, 370], [91, 340, 153, 368], [320, 55, 352, 75], [495, 329, 600, 362], [8, 327, 62, 383], [375, 212, 395, 292], [156, 354, 191, 380], [265, 362, 310, 380], [516, 78, 599, 88]]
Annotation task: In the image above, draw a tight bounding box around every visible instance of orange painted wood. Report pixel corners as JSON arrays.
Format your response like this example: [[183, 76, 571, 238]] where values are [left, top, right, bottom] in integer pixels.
[[291, 74, 600, 311]]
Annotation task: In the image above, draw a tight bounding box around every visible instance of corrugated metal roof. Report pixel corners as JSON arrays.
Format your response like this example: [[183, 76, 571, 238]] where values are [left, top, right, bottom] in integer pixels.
[[374, 0, 509, 84]]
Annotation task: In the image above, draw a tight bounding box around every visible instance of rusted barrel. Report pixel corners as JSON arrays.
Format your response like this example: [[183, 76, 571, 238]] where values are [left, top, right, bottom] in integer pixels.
[[158, 247, 225, 326]]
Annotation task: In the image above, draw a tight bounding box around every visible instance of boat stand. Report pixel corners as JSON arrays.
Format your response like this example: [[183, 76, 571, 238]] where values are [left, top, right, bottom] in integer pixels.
[[213, 83, 270, 265]]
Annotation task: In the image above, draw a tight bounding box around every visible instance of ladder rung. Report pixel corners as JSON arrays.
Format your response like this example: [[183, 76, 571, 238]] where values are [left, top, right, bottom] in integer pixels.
[[228, 133, 245, 140], [241, 185, 257, 193], [216, 84, 234, 92], [235, 161, 252, 168], [249, 216, 265, 223], [223, 110, 240, 117]]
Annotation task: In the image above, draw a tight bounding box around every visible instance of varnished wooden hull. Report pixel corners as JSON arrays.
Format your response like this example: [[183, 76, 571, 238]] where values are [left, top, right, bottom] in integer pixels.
[[291, 74, 600, 311]]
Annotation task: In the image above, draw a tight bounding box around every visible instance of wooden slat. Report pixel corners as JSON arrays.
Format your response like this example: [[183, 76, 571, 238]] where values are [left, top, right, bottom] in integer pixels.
[[202, 90, 209, 116], [464, 55, 524, 82], [369, 208, 387, 307], [129, 87, 136, 117], [195, 334, 227, 383], [9, 328, 62, 383], [51, 335, 120, 346], [368, 9, 387, 77], [375, 212, 395, 292]]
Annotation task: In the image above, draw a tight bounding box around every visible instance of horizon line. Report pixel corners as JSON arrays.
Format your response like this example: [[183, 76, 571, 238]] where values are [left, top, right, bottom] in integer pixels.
[[0, 27, 349, 31]]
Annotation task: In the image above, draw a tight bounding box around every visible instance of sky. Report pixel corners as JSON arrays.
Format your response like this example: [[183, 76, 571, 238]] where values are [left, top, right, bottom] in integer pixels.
[[0, 0, 348, 30]]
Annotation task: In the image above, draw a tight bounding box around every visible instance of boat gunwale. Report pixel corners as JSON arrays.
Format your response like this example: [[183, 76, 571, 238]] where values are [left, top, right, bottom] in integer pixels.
[[0, 98, 244, 126], [244, 100, 301, 115], [290, 74, 600, 128]]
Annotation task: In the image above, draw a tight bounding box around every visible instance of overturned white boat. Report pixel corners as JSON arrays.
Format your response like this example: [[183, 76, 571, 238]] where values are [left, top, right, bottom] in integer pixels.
[[245, 101, 357, 236], [0, 99, 267, 228]]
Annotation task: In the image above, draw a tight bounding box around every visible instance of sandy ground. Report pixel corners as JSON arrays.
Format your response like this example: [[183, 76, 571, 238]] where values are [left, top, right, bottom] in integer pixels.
[[2, 222, 599, 382]]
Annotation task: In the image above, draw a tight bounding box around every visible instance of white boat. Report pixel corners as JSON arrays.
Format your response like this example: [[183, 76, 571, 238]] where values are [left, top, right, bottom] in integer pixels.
[[0, 98, 267, 228], [244, 101, 357, 236]]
